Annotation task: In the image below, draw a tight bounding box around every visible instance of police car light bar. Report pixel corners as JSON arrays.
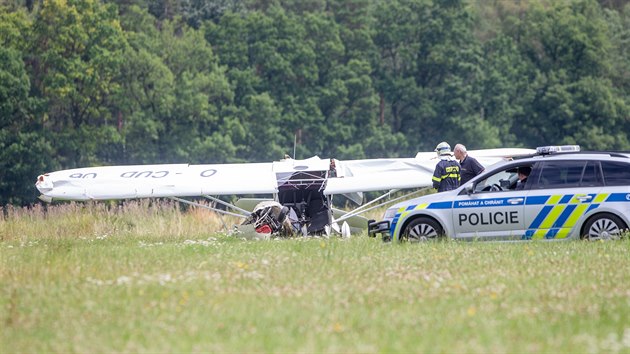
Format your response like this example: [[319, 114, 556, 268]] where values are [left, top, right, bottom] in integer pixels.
[[536, 145, 581, 155]]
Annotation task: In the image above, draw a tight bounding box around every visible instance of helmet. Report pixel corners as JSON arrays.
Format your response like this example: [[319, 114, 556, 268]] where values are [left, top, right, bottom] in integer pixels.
[[434, 141, 452, 156]]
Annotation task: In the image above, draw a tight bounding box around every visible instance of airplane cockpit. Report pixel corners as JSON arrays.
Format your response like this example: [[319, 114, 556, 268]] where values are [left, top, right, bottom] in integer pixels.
[[276, 170, 332, 234]]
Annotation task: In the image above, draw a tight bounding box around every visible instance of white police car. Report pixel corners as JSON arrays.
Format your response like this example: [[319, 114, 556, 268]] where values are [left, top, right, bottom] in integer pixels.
[[368, 146, 630, 241]]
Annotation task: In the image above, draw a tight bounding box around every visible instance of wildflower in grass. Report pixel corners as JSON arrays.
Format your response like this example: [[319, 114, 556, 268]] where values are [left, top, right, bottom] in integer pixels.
[[332, 322, 344, 333], [179, 291, 189, 306], [116, 276, 132, 285]]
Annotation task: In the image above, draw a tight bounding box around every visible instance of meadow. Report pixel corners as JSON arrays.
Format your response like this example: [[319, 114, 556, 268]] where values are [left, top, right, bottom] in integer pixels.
[[1, 201, 629, 353]]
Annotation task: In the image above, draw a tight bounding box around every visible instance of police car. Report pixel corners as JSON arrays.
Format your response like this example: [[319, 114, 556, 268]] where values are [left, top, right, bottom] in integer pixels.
[[368, 146, 630, 241]]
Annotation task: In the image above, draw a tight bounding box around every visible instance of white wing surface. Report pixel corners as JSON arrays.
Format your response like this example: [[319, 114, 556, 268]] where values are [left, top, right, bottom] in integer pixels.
[[327, 158, 434, 194], [36, 148, 535, 201], [36, 163, 277, 201], [326, 148, 535, 195]]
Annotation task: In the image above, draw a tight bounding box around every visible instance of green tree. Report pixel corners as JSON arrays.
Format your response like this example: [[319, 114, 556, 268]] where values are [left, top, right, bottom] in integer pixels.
[[27, 0, 128, 167], [206, 8, 318, 159], [118, 8, 237, 163], [372, 0, 499, 152], [0, 8, 54, 205], [514, 0, 629, 149], [207, 5, 394, 160], [604, 4, 630, 101], [478, 35, 532, 147], [182, 0, 246, 27]]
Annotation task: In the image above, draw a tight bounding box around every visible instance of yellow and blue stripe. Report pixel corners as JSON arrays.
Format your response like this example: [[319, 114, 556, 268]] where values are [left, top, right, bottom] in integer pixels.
[[523, 193, 612, 240], [389, 192, 628, 240]]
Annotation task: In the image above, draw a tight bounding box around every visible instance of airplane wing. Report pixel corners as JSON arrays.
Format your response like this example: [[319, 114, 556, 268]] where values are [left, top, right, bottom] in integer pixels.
[[326, 157, 433, 195], [35, 155, 334, 202], [326, 148, 535, 195], [36, 163, 278, 201], [36, 148, 535, 202]]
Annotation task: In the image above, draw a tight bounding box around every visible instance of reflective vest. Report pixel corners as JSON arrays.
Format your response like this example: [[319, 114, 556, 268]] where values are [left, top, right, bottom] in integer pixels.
[[432, 158, 461, 192]]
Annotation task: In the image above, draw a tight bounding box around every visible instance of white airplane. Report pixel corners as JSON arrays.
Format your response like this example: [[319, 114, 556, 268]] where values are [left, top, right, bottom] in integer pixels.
[[35, 148, 535, 238]]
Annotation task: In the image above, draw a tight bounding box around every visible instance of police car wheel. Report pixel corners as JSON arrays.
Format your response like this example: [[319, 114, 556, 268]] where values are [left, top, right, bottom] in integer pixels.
[[582, 213, 628, 241], [401, 217, 444, 242]]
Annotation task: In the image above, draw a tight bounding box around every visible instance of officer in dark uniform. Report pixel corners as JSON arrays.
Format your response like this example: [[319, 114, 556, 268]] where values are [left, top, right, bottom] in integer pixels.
[[515, 166, 531, 190], [432, 142, 461, 192], [454, 143, 484, 184]]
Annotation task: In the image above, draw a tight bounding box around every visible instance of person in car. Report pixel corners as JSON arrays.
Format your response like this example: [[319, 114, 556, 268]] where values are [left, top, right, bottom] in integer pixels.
[[515, 166, 531, 190]]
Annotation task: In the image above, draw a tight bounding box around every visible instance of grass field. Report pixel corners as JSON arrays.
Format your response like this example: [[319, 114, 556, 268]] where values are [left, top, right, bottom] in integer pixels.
[[1, 201, 629, 353]]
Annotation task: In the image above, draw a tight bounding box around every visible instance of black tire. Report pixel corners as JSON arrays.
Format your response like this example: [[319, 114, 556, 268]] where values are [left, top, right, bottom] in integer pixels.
[[401, 217, 445, 242], [581, 213, 628, 240], [277, 206, 289, 223]]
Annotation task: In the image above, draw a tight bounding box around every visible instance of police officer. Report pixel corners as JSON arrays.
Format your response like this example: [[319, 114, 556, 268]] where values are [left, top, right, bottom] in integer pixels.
[[432, 142, 461, 192], [515, 166, 531, 190], [453, 143, 484, 184]]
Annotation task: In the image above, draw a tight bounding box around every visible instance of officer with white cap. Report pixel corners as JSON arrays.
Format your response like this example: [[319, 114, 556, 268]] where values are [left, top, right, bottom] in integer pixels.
[[432, 142, 461, 192]]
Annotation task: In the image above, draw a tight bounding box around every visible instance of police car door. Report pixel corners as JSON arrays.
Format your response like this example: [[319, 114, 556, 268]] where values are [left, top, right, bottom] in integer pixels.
[[522, 160, 603, 240], [452, 166, 526, 240]]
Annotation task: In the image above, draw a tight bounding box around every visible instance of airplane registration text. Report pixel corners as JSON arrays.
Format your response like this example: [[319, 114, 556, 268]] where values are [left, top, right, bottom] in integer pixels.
[[67, 169, 218, 179]]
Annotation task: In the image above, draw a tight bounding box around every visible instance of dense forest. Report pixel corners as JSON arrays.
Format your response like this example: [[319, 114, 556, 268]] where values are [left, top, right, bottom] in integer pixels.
[[1, 0, 629, 205]]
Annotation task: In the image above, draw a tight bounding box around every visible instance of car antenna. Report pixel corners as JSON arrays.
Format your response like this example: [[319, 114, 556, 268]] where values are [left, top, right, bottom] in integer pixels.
[[293, 132, 297, 159]]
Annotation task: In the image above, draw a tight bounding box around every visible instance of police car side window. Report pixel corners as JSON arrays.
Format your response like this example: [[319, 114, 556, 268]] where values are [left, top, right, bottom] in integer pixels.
[[537, 161, 586, 189], [580, 161, 604, 187], [601, 161, 630, 186]]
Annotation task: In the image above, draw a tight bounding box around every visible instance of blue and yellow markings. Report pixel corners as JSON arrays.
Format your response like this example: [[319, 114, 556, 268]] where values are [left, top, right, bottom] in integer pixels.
[[390, 203, 429, 236], [430, 201, 454, 209], [389, 192, 628, 240], [526, 195, 550, 205], [607, 193, 630, 202], [553, 205, 577, 228], [524, 193, 612, 240], [390, 201, 453, 238], [454, 197, 524, 208]]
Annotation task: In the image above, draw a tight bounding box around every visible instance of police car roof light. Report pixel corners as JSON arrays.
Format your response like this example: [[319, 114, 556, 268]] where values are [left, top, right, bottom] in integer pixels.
[[536, 145, 581, 155]]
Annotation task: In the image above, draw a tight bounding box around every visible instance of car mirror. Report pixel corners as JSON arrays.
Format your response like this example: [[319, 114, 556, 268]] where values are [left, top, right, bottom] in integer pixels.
[[465, 184, 474, 195]]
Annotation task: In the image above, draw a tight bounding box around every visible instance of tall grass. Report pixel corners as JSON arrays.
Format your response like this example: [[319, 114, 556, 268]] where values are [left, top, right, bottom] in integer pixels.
[[1, 201, 629, 353], [0, 199, 240, 243]]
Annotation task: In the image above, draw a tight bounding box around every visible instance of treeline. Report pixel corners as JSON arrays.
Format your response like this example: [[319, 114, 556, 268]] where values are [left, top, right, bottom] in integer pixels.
[[1, 0, 629, 205]]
